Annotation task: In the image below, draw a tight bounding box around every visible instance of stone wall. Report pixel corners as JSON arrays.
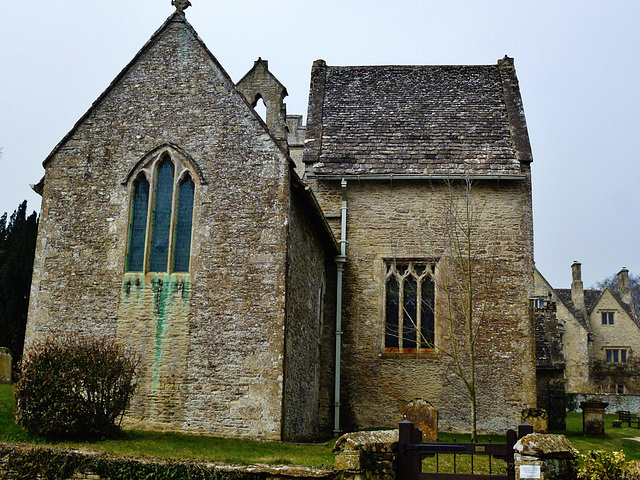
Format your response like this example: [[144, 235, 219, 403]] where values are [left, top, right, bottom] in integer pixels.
[[26, 15, 293, 440], [567, 393, 640, 413], [283, 180, 337, 440], [308, 177, 536, 434]]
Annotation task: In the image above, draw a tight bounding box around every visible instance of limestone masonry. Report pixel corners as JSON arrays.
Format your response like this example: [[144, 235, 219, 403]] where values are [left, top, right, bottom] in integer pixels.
[[25, 5, 537, 440]]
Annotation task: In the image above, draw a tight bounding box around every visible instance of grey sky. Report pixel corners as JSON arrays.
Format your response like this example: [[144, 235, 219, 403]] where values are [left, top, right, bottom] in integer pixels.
[[1, 1, 638, 288]]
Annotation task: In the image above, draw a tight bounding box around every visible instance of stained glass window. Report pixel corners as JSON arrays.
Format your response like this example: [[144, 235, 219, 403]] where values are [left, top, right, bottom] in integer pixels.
[[385, 277, 400, 348], [126, 175, 149, 272], [149, 156, 175, 272], [173, 175, 194, 272], [126, 152, 195, 274]]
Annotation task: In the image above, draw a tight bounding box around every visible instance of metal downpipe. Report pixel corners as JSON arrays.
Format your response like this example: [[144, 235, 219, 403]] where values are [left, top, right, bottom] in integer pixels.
[[334, 178, 347, 436]]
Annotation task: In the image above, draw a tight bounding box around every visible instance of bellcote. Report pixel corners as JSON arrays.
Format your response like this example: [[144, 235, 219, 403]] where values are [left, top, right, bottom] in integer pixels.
[[236, 58, 289, 149]]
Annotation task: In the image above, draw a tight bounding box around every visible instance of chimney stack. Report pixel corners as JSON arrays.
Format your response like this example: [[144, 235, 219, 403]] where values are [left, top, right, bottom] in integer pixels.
[[571, 261, 586, 316], [618, 267, 632, 306]]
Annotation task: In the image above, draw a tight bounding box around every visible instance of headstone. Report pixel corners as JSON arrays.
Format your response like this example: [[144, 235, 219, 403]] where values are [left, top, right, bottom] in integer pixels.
[[401, 398, 437, 441], [580, 400, 608, 436], [521, 408, 549, 433], [0, 348, 12, 384]]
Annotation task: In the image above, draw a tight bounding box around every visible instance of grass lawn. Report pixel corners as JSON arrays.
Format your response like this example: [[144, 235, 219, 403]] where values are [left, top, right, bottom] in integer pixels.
[[552, 412, 640, 461], [3, 382, 640, 467], [0, 384, 335, 467]]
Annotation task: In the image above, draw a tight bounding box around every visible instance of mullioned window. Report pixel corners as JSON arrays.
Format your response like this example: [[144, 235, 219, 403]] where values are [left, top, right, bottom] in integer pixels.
[[126, 153, 195, 273], [384, 261, 435, 352]]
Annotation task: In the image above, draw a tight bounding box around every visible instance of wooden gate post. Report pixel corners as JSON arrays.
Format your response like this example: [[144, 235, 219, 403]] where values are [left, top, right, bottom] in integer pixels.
[[398, 420, 422, 480]]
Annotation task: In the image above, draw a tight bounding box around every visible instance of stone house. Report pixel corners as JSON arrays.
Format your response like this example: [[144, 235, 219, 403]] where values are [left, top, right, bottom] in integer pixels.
[[25, 4, 538, 440], [534, 263, 640, 397]]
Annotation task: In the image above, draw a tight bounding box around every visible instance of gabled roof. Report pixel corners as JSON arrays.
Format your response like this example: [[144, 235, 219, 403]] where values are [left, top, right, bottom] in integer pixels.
[[236, 57, 288, 96], [555, 289, 595, 331], [41, 11, 287, 168], [603, 287, 636, 322], [303, 57, 533, 177], [554, 287, 637, 328]]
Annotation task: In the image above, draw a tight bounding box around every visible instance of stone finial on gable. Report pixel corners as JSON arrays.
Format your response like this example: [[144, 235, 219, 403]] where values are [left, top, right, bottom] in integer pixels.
[[498, 55, 515, 70], [172, 0, 192, 15]]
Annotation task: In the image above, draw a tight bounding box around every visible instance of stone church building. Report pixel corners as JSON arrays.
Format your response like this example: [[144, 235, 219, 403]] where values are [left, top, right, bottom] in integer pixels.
[[26, 5, 537, 441]]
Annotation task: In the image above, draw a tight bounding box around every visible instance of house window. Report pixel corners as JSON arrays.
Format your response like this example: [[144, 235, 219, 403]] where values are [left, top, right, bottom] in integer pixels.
[[533, 298, 547, 309], [384, 261, 435, 351], [601, 312, 615, 325], [126, 153, 195, 273], [605, 348, 627, 363]]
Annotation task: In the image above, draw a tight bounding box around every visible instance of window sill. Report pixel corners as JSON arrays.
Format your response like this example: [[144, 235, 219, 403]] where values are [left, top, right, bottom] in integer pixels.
[[378, 349, 438, 359]]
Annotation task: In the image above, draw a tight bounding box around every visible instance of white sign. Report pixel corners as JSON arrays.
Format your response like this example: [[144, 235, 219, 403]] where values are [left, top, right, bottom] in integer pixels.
[[519, 464, 541, 479]]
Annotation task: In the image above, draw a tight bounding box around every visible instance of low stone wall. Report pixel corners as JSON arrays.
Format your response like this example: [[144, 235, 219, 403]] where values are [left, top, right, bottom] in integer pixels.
[[1, 430, 580, 480], [0, 443, 335, 480], [334, 430, 397, 480], [567, 393, 640, 413], [514, 433, 577, 480]]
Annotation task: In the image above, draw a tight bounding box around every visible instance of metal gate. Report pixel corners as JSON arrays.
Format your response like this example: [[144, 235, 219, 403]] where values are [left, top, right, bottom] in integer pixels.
[[397, 420, 533, 480]]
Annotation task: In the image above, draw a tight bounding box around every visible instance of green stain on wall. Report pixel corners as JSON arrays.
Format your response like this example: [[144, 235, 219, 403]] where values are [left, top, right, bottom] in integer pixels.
[[152, 274, 169, 391], [150, 275, 191, 392]]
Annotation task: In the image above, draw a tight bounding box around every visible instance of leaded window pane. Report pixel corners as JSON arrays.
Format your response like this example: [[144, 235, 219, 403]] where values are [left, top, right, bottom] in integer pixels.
[[173, 176, 194, 272], [421, 277, 435, 347], [127, 176, 149, 272], [403, 277, 417, 349], [149, 157, 175, 272], [621, 349, 627, 363], [385, 276, 400, 348]]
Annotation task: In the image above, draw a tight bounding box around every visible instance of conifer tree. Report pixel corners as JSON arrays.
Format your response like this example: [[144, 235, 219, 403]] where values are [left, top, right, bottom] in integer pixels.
[[0, 201, 38, 365]]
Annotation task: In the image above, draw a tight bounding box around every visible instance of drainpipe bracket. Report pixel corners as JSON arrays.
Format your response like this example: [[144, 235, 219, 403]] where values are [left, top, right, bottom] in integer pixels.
[[334, 255, 346, 264]]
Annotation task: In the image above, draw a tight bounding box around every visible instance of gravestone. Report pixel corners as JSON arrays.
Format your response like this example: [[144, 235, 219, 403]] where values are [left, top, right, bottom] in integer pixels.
[[401, 398, 437, 441], [580, 400, 608, 436], [0, 348, 12, 384], [522, 408, 549, 433]]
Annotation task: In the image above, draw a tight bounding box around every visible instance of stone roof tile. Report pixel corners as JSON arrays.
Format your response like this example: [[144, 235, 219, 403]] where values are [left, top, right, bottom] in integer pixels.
[[305, 62, 532, 176]]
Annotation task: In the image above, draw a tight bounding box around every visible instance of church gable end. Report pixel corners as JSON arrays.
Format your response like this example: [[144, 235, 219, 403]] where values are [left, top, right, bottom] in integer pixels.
[[27, 10, 294, 439]]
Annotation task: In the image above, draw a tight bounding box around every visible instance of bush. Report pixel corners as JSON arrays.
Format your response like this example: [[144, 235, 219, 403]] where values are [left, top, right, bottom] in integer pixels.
[[14, 334, 139, 440], [576, 450, 640, 480]]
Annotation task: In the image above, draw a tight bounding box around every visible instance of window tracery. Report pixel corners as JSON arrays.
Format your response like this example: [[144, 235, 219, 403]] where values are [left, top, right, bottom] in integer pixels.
[[384, 261, 435, 352], [126, 152, 195, 273]]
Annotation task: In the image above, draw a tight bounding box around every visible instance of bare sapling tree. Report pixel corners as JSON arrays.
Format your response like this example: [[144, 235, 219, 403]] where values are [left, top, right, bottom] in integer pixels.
[[386, 175, 501, 441], [434, 175, 499, 442]]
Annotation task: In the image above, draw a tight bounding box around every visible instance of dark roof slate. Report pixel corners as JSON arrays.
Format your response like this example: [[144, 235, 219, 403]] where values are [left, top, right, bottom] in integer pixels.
[[555, 289, 592, 331], [555, 287, 637, 328], [304, 59, 533, 176]]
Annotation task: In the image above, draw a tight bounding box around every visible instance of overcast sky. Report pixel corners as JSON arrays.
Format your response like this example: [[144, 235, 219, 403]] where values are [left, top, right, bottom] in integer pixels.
[[1, 1, 638, 288]]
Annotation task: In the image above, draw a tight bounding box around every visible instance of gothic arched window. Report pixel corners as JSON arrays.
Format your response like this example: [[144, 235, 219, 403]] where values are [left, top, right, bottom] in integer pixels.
[[384, 261, 435, 351], [126, 153, 195, 273]]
